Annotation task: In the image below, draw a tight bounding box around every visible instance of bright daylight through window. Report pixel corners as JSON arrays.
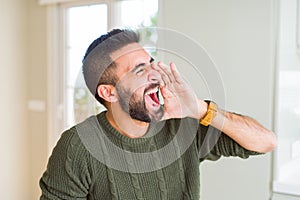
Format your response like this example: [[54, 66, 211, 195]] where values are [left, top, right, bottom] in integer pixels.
[[63, 0, 158, 128]]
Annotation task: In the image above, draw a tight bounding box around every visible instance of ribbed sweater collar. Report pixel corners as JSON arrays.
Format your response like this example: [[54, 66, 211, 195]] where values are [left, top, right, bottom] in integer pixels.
[[96, 111, 163, 146]]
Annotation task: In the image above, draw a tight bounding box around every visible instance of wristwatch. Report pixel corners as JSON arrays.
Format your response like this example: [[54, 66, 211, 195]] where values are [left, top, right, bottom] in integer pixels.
[[200, 100, 218, 126]]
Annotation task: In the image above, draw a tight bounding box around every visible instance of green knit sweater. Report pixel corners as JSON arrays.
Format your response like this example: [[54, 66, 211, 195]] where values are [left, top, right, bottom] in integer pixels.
[[40, 111, 261, 200]]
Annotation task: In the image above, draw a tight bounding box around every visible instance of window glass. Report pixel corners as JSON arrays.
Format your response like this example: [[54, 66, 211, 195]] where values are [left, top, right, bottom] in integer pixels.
[[65, 4, 108, 127]]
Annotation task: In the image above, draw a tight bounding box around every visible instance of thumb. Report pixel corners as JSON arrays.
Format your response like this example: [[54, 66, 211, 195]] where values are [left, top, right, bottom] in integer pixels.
[[160, 86, 174, 99]]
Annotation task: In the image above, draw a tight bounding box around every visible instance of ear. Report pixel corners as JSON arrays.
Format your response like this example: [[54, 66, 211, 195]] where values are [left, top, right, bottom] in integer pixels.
[[97, 84, 118, 103]]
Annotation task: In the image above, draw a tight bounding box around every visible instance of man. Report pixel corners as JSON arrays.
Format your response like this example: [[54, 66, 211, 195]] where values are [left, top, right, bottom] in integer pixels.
[[40, 29, 276, 199]]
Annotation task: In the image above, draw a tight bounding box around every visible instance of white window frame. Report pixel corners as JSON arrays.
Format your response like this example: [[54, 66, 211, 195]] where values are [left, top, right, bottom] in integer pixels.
[[46, 0, 118, 154]]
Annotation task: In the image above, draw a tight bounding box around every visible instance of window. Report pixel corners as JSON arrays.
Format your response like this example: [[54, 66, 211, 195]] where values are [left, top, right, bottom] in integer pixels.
[[273, 0, 300, 197], [64, 3, 108, 127], [47, 0, 158, 152]]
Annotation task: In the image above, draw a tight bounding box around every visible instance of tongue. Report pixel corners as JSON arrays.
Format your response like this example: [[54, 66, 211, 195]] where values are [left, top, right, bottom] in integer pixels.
[[149, 93, 160, 104]]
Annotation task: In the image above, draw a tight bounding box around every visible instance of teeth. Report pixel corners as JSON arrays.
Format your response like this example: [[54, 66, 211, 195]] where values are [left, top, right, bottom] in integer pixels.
[[146, 87, 158, 95]]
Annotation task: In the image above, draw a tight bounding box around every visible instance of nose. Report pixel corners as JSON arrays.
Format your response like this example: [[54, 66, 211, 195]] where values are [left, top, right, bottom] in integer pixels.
[[147, 64, 161, 84]]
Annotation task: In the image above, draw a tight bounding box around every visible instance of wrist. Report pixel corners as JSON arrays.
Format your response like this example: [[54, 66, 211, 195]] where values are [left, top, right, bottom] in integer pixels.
[[199, 100, 209, 119], [189, 99, 208, 119]]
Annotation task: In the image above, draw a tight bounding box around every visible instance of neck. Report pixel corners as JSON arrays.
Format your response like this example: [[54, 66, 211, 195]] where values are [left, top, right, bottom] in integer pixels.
[[105, 107, 149, 138]]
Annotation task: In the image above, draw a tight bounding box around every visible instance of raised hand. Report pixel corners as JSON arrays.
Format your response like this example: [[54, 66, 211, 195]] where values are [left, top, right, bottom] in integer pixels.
[[152, 61, 203, 120]]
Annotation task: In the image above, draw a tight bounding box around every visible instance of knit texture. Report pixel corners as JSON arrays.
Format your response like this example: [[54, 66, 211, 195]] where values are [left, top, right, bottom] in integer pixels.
[[40, 111, 261, 200]]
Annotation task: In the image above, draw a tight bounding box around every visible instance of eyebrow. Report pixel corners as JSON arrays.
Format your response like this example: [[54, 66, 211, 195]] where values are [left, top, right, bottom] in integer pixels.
[[132, 57, 155, 72]]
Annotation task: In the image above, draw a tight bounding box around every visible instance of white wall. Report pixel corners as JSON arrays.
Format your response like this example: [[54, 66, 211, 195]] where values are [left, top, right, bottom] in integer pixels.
[[27, 0, 48, 199], [159, 0, 276, 199], [0, 1, 48, 199], [0, 0, 30, 199]]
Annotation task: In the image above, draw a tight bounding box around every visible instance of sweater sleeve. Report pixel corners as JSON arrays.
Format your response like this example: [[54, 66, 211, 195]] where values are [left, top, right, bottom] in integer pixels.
[[197, 124, 262, 162], [39, 127, 91, 200]]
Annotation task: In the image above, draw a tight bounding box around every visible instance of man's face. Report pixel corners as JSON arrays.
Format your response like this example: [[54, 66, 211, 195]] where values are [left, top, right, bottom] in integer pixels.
[[110, 43, 164, 123]]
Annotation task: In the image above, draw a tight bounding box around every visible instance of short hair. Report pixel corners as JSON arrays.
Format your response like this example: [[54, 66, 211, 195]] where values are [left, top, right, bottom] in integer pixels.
[[82, 29, 139, 106]]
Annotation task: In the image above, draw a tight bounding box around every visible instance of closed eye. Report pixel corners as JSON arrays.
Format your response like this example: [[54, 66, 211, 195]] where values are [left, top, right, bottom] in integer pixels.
[[132, 57, 155, 75], [132, 63, 146, 75], [136, 67, 145, 74]]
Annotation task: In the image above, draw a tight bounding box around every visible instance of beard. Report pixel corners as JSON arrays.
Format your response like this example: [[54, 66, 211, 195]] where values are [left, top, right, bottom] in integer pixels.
[[116, 84, 164, 123]]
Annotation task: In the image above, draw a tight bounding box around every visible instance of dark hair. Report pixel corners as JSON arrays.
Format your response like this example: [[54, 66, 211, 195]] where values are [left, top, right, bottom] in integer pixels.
[[82, 29, 139, 106]]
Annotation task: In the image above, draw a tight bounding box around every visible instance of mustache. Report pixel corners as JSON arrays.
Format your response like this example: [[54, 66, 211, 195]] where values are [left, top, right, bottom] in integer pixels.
[[144, 83, 160, 95]]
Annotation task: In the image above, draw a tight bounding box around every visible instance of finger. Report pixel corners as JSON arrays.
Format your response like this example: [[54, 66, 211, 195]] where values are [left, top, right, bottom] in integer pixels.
[[160, 86, 173, 99], [151, 63, 165, 87], [170, 62, 183, 84], [152, 62, 171, 86], [157, 61, 176, 83]]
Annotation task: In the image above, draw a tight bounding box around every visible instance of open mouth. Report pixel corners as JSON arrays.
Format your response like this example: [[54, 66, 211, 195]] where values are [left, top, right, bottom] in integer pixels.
[[145, 86, 160, 107]]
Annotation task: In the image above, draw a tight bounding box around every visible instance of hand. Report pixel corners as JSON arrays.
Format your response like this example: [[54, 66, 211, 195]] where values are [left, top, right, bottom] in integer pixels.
[[152, 62, 203, 120]]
